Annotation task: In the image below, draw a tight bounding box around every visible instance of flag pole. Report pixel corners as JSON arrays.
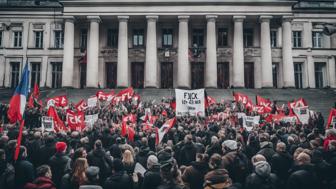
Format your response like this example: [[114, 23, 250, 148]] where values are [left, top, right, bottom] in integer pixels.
[[14, 120, 25, 161]]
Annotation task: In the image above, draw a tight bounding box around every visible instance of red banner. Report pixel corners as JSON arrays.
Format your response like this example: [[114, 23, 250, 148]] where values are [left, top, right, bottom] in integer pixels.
[[47, 95, 68, 107], [66, 110, 85, 131], [75, 99, 88, 112], [327, 108, 336, 129], [96, 90, 115, 101]]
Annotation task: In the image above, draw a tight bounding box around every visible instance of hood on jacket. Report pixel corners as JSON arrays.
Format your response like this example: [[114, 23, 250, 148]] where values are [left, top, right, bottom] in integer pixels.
[[254, 161, 271, 178], [260, 141, 273, 149]]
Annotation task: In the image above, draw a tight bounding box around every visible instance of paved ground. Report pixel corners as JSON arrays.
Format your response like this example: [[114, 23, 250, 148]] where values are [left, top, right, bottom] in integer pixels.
[[1, 88, 335, 119]]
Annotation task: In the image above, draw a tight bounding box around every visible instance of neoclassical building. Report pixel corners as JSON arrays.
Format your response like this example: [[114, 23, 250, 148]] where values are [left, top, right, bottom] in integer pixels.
[[0, 0, 335, 89]]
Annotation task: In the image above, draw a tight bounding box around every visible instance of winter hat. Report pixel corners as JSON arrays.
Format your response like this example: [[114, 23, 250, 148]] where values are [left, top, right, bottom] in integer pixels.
[[222, 140, 238, 151], [204, 169, 230, 185], [254, 161, 271, 178], [86, 166, 100, 178], [55, 142, 67, 153], [147, 155, 159, 169]]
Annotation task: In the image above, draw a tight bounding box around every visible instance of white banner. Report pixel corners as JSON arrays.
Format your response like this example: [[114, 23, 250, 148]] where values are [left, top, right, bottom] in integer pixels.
[[41, 116, 54, 132], [87, 96, 98, 107], [175, 89, 205, 117], [85, 114, 99, 128], [293, 106, 310, 124], [243, 116, 260, 131]]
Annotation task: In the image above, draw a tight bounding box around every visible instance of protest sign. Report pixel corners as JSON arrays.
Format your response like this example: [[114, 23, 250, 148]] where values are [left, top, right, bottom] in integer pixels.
[[41, 116, 54, 132], [175, 89, 205, 117], [87, 96, 98, 107]]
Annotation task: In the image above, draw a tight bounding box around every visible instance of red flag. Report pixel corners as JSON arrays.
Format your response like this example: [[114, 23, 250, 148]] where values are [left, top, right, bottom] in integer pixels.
[[288, 98, 307, 109], [170, 100, 176, 110], [205, 96, 216, 108], [121, 122, 127, 137], [117, 87, 134, 101], [156, 117, 176, 145], [128, 126, 135, 142], [96, 90, 115, 101], [75, 99, 88, 112], [122, 114, 137, 124], [33, 83, 40, 97], [66, 110, 85, 131], [162, 110, 167, 117], [326, 108, 336, 129], [47, 106, 66, 132], [47, 95, 68, 107], [233, 92, 254, 111], [255, 96, 272, 114], [28, 95, 34, 108]]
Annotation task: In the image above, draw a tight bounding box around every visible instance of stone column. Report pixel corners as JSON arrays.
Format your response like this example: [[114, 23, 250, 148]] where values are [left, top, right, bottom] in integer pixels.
[[205, 15, 217, 88], [117, 16, 129, 88], [282, 16, 295, 87], [86, 16, 100, 88], [62, 17, 75, 87], [177, 16, 190, 88], [307, 54, 315, 88], [232, 16, 245, 88], [145, 16, 159, 88], [329, 56, 336, 88], [260, 16, 273, 88]]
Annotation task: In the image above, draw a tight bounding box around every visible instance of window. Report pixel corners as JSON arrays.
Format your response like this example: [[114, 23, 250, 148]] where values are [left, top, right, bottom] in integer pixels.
[[133, 29, 144, 47], [13, 31, 22, 47], [218, 28, 228, 47], [107, 29, 118, 48], [292, 31, 302, 48], [192, 29, 204, 47], [312, 32, 323, 48], [10, 62, 20, 88], [294, 63, 303, 88], [315, 63, 325, 88], [271, 30, 277, 48], [162, 29, 173, 47], [52, 62, 62, 88], [80, 29, 87, 51], [243, 29, 253, 47], [272, 63, 278, 88], [34, 31, 43, 48], [0, 31, 2, 47], [30, 63, 41, 87], [54, 31, 64, 48]]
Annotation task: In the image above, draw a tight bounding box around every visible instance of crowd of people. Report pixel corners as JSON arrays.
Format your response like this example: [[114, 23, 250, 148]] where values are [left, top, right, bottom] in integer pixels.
[[0, 93, 335, 189]]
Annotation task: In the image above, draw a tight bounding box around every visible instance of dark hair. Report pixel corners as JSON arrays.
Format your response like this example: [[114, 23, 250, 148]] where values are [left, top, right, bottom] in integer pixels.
[[95, 140, 102, 149], [36, 165, 51, 177]]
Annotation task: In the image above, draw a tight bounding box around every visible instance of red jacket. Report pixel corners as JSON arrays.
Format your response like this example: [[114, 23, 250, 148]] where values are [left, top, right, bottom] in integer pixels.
[[24, 177, 56, 189]]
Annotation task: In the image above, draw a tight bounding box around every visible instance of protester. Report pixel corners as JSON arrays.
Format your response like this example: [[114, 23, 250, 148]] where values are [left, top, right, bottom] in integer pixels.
[[0, 89, 334, 189]]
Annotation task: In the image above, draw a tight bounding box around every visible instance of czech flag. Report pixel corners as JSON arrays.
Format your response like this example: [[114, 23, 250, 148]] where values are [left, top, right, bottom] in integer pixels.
[[7, 63, 29, 161], [7, 63, 30, 123]]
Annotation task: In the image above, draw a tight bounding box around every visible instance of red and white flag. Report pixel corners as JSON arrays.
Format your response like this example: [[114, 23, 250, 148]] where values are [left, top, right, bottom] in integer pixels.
[[156, 117, 176, 145], [96, 90, 115, 101], [326, 108, 336, 129], [233, 92, 253, 111], [116, 87, 134, 101], [75, 99, 88, 112], [205, 96, 216, 108], [66, 110, 85, 131], [256, 95, 272, 113], [47, 95, 68, 107], [288, 98, 307, 109]]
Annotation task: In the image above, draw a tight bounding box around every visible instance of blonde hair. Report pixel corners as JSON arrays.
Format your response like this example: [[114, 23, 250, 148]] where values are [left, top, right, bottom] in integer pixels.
[[122, 150, 134, 166], [72, 158, 88, 186]]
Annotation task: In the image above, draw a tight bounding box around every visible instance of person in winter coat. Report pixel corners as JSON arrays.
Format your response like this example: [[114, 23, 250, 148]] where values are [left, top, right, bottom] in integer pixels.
[[203, 169, 241, 189], [142, 155, 161, 189], [48, 142, 71, 189], [221, 140, 249, 184], [24, 165, 56, 189], [245, 161, 280, 189], [103, 159, 134, 189], [271, 142, 293, 182], [87, 140, 113, 184], [179, 135, 197, 166], [15, 146, 35, 189], [61, 158, 89, 189], [257, 141, 275, 162], [38, 135, 56, 166], [206, 136, 222, 157], [287, 152, 319, 189], [122, 150, 135, 175], [182, 153, 209, 189], [79, 166, 102, 189], [323, 129, 336, 151], [0, 149, 15, 189]]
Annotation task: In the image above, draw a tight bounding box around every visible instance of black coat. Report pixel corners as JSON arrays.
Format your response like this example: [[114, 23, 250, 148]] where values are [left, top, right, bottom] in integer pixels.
[[271, 152, 293, 181], [179, 142, 197, 166], [87, 149, 113, 182], [38, 143, 56, 166], [182, 161, 208, 189], [48, 152, 71, 188], [245, 172, 280, 189], [142, 165, 161, 189], [14, 159, 35, 189], [287, 164, 319, 189], [257, 142, 276, 162], [103, 171, 133, 189]]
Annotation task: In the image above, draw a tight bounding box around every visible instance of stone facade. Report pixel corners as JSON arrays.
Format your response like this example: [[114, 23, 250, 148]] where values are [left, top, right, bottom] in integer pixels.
[[0, 0, 335, 89]]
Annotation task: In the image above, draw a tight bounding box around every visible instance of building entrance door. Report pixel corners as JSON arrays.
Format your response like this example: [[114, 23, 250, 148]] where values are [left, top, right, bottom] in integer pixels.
[[191, 62, 204, 89], [80, 64, 86, 89], [106, 63, 117, 88], [131, 62, 144, 88], [217, 62, 230, 88], [161, 62, 173, 88], [244, 62, 254, 88]]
